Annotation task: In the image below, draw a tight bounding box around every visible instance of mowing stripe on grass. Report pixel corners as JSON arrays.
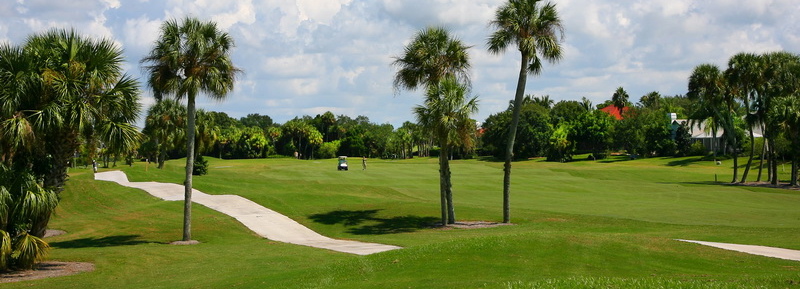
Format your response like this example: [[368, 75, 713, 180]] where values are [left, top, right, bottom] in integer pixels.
[[95, 170, 402, 255]]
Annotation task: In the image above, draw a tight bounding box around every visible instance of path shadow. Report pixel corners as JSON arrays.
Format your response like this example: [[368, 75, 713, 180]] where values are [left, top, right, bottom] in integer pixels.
[[309, 210, 439, 235], [49, 235, 152, 248]]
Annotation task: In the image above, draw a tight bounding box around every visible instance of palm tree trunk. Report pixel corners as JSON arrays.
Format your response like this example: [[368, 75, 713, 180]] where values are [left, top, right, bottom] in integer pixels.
[[711, 126, 718, 162], [791, 156, 798, 186], [502, 53, 530, 224], [731, 135, 738, 183], [183, 94, 196, 241], [443, 145, 455, 224], [740, 127, 756, 183], [757, 139, 766, 181], [770, 140, 779, 185], [438, 146, 447, 226], [728, 113, 738, 183]]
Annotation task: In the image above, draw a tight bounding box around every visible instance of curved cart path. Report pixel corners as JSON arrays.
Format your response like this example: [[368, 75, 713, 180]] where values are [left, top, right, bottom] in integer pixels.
[[678, 239, 800, 262], [95, 171, 401, 255]]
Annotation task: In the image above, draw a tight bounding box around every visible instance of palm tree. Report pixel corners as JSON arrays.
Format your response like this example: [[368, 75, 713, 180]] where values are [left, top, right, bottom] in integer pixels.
[[414, 77, 478, 224], [612, 87, 629, 117], [392, 26, 471, 92], [687, 64, 725, 166], [0, 165, 58, 270], [393, 26, 472, 225], [194, 109, 220, 157], [488, 0, 564, 223], [772, 95, 800, 186], [143, 99, 187, 169], [532, 95, 554, 109], [688, 63, 742, 183], [142, 17, 240, 242], [0, 29, 141, 238], [758, 52, 800, 185], [725, 53, 761, 183], [638, 91, 662, 109]]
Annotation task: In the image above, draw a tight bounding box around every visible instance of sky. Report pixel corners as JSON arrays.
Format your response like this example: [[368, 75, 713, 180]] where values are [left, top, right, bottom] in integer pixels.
[[1, 0, 798, 128]]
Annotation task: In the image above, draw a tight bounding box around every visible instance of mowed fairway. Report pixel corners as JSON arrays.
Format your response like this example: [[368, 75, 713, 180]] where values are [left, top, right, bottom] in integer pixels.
[[24, 156, 800, 288]]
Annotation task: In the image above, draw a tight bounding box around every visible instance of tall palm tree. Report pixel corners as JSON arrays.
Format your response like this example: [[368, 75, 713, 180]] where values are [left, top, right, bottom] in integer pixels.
[[142, 17, 240, 242], [392, 26, 471, 92], [759, 52, 800, 185], [772, 95, 800, 186], [688, 63, 742, 183], [393, 26, 472, 225], [488, 0, 564, 223], [687, 64, 725, 166], [0, 29, 140, 238], [725, 53, 761, 183], [612, 86, 629, 117], [414, 77, 478, 224]]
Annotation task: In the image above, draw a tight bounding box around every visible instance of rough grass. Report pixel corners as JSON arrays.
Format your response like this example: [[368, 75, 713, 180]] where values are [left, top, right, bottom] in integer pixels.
[[15, 156, 800, 288]]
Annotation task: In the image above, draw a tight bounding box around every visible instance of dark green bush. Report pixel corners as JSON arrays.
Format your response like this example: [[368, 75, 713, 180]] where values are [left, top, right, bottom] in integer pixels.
[[193, 155, 209, 176]]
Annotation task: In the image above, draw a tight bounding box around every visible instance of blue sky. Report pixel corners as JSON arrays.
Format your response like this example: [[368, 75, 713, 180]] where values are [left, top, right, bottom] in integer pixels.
[[1, 0, 798, 127]]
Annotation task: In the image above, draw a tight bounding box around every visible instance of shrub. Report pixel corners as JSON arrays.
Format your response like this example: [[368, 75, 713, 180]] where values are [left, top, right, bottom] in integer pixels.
[[0, 166, 57, 270], [193, 155, 209, 176], [317, 141, 341, 159]]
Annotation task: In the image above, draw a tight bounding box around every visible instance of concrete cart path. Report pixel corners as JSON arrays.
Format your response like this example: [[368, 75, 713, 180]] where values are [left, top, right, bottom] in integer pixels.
[[678, 239, 800, 262], [94, 170, 401, 255]]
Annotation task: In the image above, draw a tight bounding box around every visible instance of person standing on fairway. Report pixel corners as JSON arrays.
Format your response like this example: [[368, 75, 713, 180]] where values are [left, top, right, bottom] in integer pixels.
[[362, 156, 367, 170]]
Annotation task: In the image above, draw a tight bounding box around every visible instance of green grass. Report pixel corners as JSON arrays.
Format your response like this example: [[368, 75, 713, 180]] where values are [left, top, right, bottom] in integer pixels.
[[16, 156, 800, 288]]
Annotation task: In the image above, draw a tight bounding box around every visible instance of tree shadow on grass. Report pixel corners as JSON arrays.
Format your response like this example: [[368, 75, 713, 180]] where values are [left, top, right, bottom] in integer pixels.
[[666, 157, 706, 167], [308, 210, 439, 235], [49, 235, 153, 248]]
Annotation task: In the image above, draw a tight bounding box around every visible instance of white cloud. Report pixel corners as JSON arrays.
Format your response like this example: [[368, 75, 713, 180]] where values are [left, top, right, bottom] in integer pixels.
[[3, 0, 798, 127], [123, 16, 161, 52]]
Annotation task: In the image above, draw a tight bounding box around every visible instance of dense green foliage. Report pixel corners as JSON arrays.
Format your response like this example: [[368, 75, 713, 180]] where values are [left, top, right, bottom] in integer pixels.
[[0, 29, 141, 269], [482, 98, 552, 159]]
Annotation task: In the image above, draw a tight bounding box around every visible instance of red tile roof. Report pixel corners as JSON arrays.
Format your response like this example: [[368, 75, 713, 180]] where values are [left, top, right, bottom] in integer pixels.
[[599, 105, 629, 120]]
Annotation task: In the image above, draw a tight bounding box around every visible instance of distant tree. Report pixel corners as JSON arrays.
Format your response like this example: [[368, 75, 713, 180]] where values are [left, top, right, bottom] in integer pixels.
[[687, 64, 725, 165], [572, 110, 615, 159], [482, 102, 552, 159], [638, 91, 661, 109], [313, 111, 337, 142], [550, 100, 587, 126], [580, 97, 594, 111], [644, 124, 677, 157], [531, 95, 554, 109], [674, 122, 693, 157], [281, 118, 322, 159], [488, 0, 565, 223], [239, 113, 273, 130], [142, 17, 241, 242], [546, 124, 574, 162], [194, 110, 220, 157], [612, 87, 630, 117], [143, 99, 187, 168], [208, 111, 240, 129]]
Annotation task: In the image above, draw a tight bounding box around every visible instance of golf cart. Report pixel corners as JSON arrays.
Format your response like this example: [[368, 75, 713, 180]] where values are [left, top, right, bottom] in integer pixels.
[[337, 156, 348, 171]]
